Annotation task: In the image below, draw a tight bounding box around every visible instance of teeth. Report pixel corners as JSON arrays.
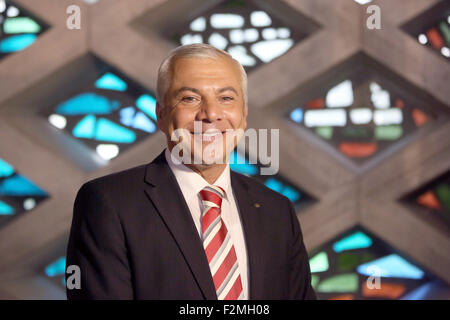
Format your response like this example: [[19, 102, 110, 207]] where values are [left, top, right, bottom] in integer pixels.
[[192, 132, 223, 142]]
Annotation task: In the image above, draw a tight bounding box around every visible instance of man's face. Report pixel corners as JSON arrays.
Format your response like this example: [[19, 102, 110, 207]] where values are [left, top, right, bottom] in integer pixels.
[[156, 57, 248, 165]]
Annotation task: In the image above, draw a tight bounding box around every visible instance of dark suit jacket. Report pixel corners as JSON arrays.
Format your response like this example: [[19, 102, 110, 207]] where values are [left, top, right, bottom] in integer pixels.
[[66, 149, 316, 300]]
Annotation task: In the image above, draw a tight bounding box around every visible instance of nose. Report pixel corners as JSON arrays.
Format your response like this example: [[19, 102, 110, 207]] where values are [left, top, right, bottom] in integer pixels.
[[196, 97, 223, 123]]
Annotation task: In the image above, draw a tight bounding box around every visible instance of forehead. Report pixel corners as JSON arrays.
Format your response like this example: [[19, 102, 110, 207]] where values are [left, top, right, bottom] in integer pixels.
[[170, 57, 242, 88]]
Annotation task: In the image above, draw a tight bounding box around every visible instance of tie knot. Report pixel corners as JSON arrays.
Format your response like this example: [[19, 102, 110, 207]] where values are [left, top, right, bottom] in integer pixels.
[[199, 185, 225, 209]]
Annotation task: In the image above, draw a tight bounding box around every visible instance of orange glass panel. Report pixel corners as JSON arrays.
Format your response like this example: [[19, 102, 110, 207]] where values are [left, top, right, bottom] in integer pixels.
[[426, 28, 444, 49], [339, 142, 377, 158], [306, 98, 325, 109], [329, 294, 354, 300], [412, 108, 428, 127], [417, 191, 441, 210], [395, 98, 404, 109], [362, 282, 406, 299]]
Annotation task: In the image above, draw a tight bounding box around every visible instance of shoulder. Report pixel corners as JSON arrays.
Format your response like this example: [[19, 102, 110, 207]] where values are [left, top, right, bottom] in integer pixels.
[[230, 171, 292, 208], [77, 163, 148, 199]]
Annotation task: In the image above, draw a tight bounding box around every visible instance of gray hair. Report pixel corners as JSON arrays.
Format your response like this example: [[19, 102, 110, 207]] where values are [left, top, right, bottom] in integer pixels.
[[157, 43, 248, 107]]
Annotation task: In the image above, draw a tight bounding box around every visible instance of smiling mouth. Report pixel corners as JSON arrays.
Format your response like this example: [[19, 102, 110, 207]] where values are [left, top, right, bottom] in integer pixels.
[[190, 131, 226, 142]]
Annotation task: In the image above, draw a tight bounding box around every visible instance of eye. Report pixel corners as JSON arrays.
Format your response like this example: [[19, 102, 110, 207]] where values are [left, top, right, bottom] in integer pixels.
[[221, 96, 235, 102], [181, 96, 199, 104]]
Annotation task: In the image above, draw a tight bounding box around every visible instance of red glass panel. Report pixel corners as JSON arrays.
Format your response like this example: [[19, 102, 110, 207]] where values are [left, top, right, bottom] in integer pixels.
[[339, 142, 378, 158], [417, 191, 441, 210]]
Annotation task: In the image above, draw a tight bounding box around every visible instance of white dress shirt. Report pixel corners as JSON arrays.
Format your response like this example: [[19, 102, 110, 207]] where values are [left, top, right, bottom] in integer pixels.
[[165, 148, 249, 300]]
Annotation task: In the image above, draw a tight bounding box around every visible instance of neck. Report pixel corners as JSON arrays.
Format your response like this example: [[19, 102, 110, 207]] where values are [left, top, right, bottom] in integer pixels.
[[184, 162, 227, 184], [167, 145, 228, 184]]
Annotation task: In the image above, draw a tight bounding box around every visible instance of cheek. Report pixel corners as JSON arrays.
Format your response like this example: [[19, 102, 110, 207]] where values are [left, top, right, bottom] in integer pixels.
[[168, 108, 196, 129], [225, 108, 246, 128]]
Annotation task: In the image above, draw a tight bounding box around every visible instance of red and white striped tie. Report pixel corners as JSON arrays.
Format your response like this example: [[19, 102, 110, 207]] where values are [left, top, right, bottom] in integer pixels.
[[199, 185, 243, 300]]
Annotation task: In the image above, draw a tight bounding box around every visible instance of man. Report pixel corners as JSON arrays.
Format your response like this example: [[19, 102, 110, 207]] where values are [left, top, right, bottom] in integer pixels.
[[66, 43, 316, 300]]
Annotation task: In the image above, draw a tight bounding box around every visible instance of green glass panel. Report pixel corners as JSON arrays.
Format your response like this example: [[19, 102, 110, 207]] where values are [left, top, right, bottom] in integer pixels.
[[375, 125, 403, 140], [440, 22, 450, 44], [435, 183, 450, 211], [317, 273, 359, 293], [311, 275, 320, 289], [342, 126, 371, 138], [309, 251, 329, 273], [315, 126, 333, 140], [4, 17, 41, 34], [224, 0, 247, 8], [337, 252, 376, 272]]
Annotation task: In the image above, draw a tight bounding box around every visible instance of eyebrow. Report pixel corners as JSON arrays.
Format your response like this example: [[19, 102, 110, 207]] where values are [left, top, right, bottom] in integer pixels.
[[218, 86, 239, 96], [175, 86, 239, 96]]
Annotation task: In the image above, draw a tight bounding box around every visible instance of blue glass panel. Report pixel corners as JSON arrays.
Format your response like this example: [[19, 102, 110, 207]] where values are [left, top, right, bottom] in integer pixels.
[[401, 282, 434, 300], [45, 257, 66, 277], [95, 72, 128, 92], [119, 106, 135, 127], [264, 178, 283, 193], [0, 175, 48, 196], [290, 108, 303, 123], [0, 158, 15, 177], [120, 107, 156, 133], [229, 152, 258, 175], [56, 93, 120, 115], [282, 185, 301, 203], [73, 115, 96, 139], [132, 112, 156, 133], [136, 94, 157, 121], [95, 118, 136, 143], [0, 200, 14, 215], [357, 253, 425, 279], [0, 34, 36, 53], [333, 231, 372, 253]]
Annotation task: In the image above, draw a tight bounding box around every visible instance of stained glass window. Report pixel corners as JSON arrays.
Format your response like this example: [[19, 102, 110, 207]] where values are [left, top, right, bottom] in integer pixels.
[[43, 65, 158, 161], [404, 171, 450, 227], [170, 0, 310, 72], [309, 227, 449, 300], [0, 158, 49, 228], [0, 0, 48, 59], [229, 150, 314, 209], [403, 2, 450, 61], [288, 73, 436, 164]]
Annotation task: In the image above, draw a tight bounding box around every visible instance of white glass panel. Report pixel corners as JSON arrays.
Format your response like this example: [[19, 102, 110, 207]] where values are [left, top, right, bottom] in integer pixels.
[[210, 14, 244, 29], [228, 46, 256, 66], [374, 108, 403, 125], [251, 39, 293, 63], [190, 17, 206, 32], [350, 108, 372, 124], [250, 11, 272, 27], [208, 32, 228, 49], [304, 109, 347, 127], [326, 80, 354, 108]]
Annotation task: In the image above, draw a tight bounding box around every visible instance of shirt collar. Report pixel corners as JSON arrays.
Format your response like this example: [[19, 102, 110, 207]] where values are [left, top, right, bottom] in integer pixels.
[[165, 148, 231, 202]]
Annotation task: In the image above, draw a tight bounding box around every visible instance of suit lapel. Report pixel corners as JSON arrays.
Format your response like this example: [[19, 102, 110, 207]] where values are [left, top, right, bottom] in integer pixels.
[[231, 172, 268, 300], [143, 151, 217, 300]]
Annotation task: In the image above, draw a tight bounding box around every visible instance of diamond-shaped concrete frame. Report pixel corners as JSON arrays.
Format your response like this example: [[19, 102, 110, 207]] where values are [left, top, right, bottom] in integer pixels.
[[0, 0, 448, 298]]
